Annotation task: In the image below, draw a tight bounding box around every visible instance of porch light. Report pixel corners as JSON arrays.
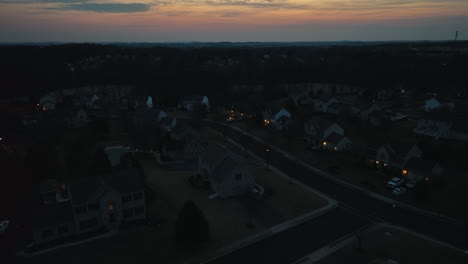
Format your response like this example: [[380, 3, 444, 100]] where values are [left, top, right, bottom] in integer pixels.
[[402, 170, 408, 175], [323, 141, 327, 146]]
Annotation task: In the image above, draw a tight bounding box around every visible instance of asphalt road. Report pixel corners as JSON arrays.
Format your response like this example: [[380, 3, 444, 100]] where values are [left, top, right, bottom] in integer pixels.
[[205, 121, 468, 250], [207, 208, 369, 264]]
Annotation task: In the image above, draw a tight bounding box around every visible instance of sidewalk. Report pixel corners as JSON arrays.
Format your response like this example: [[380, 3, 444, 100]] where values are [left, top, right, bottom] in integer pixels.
[[199, 129, 337, 264], [204, 119, 463, 227]]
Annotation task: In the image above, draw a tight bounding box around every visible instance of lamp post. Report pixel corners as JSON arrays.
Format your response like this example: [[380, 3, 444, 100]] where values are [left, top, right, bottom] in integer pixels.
[[265, 145, 270, 170]]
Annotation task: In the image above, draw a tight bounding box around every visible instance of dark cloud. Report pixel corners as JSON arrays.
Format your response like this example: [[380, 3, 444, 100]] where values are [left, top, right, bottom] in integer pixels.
[[46, 3, 153, 13]]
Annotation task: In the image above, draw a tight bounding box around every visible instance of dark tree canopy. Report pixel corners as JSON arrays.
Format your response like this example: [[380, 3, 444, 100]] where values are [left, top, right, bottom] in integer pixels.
[[175, 200, 210, 250]]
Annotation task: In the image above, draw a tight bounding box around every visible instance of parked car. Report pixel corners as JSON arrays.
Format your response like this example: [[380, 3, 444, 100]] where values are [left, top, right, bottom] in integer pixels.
[[405, 179, 418, 189], [0, 220, 9, 234], [392, 187, 407, 196], [387, 177, 404, 188]]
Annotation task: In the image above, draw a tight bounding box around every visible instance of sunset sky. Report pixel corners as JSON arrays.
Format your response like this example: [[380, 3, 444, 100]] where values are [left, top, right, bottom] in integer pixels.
[[1, 0, 467, 42]]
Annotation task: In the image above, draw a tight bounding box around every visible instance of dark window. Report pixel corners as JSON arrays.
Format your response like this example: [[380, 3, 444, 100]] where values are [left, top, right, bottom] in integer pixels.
[[75, 205, 87, 214], [134, 206, 144, 216], [122, 194, 132, 203], [79, 218, 98, 230], [42, 229, 53, 239], [123, 208, 134, 218], [88, 203, 99, 211], [58, 225, 68, 234], [235, 173, 242, 181], [133, 192, 143, 200]]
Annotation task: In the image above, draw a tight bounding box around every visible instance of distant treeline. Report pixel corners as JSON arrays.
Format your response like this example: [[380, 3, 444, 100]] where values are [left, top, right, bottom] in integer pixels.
[[1, 41, 467, 100]]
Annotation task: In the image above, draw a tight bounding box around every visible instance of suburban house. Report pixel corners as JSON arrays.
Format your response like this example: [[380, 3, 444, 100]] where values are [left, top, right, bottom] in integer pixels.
[[314, 95, 339, 113], [374, 143, 422, 169], [414, 113, 468, 141], [32, 169, 145, 246], [121, 96, 153, 110], [198, 144, 257, 199], [304, 117, 343, 143], [72, 94, 104, 110], [263, 106, 292, 131], [159, 117, 177, 134], [64, 108, 88, 128], [351, 100, 382, 121], [133, 108, 167, 128], [226, 103, 257, 119], [402, 158, 444, 181], [39, 95, 58, 111], [424, 97, 455, 112], [414, 114, 452, 140], [163, 121, 203, 160], [327, 102, 349, 116], [322, 133, 353, 151], [289, 89, 313, 106], [178, 96, 209, 112]]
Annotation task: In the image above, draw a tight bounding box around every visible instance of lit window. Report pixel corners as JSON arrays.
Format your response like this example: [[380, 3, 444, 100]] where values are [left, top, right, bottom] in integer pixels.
[[334, 147, 337, 150], [323, 141, 327, 146], [384, 163, 387, 167], [375, 160, 380, 164], [402, 170, 408, 175], [108, 202, 114, 211]]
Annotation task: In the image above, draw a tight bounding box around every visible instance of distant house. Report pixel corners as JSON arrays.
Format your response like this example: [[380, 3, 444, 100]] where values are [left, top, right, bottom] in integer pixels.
[[133, 108, 167, 127], [304, 117, 344, 144], [289, 90, 313, 106], [413, 114, 451, 140], [199, 144, 257, 199], [178, 96, 209, 112], [121, 96, 153, 110], [225, 103, 257, 119], [32, 169, 145, 246], [424, 97, 455, 112], [327, 102, 349, 116], [322, 133, 352, 151], [159, 117, 177, 134], [39, 95, 57, 111], [314, 95, 338, 113], [64, 108, 88, 128], [402, 158, 444, 181], [163, 121, 203, 160], [351, 100, 381, 121], [263, 106, 292, 131], [374, 143, 422, 169]]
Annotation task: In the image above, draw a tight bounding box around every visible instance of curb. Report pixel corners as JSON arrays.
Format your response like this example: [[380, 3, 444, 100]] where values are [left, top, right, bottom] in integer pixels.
[[208, 119, 462, 227]]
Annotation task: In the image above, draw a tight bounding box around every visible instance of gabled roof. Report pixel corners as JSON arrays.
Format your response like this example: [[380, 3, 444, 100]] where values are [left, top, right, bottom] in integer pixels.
[[325, 132, 345, 145], [32, 201, 74, 229], [68, 177, 108, 205], [210, 156, 239, 186], [102, 169, 144, 194], [200, 144, 228, 169], [316, 95, 335, 103], [405, 157, 440, 175], [179, 96, 206, 104], [307, 117, 336, 131]]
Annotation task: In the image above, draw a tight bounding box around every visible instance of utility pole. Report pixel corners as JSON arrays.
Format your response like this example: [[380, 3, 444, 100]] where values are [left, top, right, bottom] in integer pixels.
[[455, 31, 459, 41]]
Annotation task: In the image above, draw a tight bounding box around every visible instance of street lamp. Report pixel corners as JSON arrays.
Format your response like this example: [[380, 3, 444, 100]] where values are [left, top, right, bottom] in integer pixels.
[[265, 145, 270, 170]]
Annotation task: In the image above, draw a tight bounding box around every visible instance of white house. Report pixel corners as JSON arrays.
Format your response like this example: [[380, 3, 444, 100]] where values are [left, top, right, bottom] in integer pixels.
[[413, 115, 451, 139], [304, 117, 344, 144], [263, 107, 292, 131], [375, 143, 422, 169], [424, 97, 454, 112], [39, 95, 57, 111], [178, 96, 209, 112], [314, 95, 338, 113], [199, 144, 257, 199]]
